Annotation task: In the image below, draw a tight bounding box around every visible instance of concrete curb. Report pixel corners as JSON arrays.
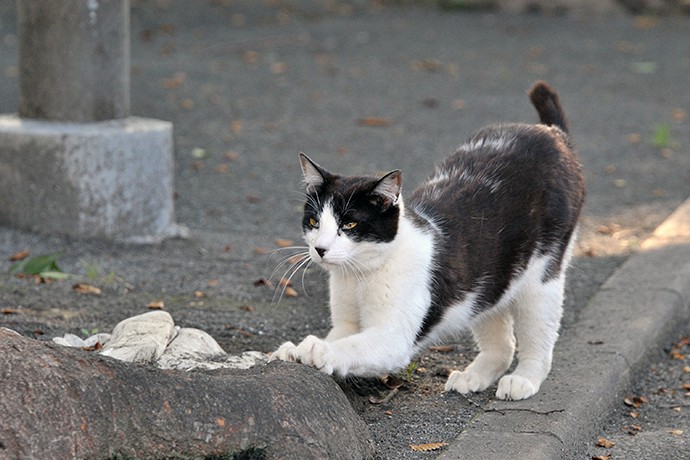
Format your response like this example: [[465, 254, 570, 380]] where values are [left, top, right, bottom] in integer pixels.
[[438, 198, 690, 460]]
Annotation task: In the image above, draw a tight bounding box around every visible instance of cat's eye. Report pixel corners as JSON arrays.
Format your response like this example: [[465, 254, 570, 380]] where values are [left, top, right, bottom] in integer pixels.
[[308, 217, 319, 228], [342, 222, 358, 230]]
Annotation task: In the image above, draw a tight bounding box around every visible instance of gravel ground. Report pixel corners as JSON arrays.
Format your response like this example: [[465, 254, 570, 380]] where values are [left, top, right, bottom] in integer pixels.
[[2, 1, 690, 459]]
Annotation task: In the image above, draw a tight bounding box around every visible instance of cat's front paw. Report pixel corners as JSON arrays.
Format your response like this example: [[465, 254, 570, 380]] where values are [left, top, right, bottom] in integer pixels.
[[270, 336, 344, 376], [270, 341, 299, 362], [296, 335, 335, 375], [496, 374, 538, 400], [444, 370, 494, 394]]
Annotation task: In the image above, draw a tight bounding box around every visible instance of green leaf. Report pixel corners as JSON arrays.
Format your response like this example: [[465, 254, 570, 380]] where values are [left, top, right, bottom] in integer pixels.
[[38, 270, 71, 280], [10, 252, 64, 276], [653, 123, 672, 149]]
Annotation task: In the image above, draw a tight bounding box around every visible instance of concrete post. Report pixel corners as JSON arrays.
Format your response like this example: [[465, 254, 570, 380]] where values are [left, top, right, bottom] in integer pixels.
[[0, 0, 183, 242], [18, 0, 130, 122]]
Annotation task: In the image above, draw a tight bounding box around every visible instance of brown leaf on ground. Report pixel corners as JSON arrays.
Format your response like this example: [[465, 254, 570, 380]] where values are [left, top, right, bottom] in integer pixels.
[[287, 254, 306, 264], [147, 300, 165, 310], [72, 283, 102, 295], [275, 239, 293, 248], [278, 278, 292, 288], [239, 305, 255, 312], [429, 345, 455, 353], [253, 278, 273, 288], [623, 396, 648, 408], [357, 117, 393, 127], [254, 247, 269, 255], [592, 455, 611, 460], [1, 308, 19, 315], [284, 287, 299, 297], [596, 437, 615, 449], [9, 250, 29, 261], [669, 429, 684, 436], [410, 442, 448, 452]]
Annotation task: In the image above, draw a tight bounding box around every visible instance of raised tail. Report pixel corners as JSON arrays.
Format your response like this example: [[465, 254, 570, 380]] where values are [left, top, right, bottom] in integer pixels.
[[528, 81, 569, 134]]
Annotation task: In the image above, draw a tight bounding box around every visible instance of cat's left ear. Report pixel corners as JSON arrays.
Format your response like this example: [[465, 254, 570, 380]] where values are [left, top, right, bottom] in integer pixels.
[[373, 170, 402, 206]]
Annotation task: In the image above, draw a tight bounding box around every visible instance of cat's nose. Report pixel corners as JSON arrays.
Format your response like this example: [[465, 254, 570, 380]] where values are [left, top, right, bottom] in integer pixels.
[[315, 247, 327, 258]]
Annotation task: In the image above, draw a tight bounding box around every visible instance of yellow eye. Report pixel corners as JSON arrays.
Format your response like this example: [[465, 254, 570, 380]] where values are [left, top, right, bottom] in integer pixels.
[[342, 222, 358, 230], [308, 217, 319, 228]]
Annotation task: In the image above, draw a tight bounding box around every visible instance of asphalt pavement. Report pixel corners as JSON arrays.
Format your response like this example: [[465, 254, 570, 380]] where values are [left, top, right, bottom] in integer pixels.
[[1, 1, 689, 459]]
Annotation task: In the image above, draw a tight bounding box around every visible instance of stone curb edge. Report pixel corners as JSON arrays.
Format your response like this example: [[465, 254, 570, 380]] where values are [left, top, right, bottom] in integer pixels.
[[437, 197, 690, 460]]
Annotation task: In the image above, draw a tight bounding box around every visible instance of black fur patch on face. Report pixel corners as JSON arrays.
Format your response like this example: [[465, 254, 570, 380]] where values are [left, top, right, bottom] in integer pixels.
[[303, 175, 400, 244]]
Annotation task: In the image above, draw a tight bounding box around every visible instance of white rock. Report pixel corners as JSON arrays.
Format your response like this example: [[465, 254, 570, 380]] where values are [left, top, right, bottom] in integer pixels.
[[53, 332, 111, 348], [157, 327, 227, 371], [100, 311, 176, 363]]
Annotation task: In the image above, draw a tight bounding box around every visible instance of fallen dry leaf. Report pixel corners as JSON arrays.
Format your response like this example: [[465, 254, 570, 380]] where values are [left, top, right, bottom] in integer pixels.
[[239, 305, 255, 312], [410, 58, 443, 72], [287, 254, 306, 264], [592, 455, 611, 460], [284, 287, 299, 297], [410, 442, 448, 452], [147, 300, 165, 310], [230, 120, 243, 134], [630, 411, 639, 419], [275, 239, 293, 248], [215, 164, 230, 174], [254, 247, 269, 255], [357, 117, 393, 127], [381, 374, 404, 390], [72, 283, 102, 295], [193, 290, 205, 299], [278, 278, 292, 288], [429, 345, 456, 353], [253, 278, 273, 288], [596, 437, 615, 449], [9, 250, 29, 261], [1, 308, 19, 315], [669, 429, 684, 436], [224, 150, 240, 161], [624, 396, 648, 408]]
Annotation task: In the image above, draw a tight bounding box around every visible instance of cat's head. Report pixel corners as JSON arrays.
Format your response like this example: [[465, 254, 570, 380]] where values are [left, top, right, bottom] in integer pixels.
[[298, 153, 402, 272]]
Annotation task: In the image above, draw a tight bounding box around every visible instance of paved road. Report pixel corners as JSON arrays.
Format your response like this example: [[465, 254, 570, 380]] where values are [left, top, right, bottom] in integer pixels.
[[1, 1, 689, 458]]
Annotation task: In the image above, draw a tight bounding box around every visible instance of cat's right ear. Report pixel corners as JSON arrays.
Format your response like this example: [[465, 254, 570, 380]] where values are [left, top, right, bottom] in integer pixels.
[[299, 153, 330, 190]]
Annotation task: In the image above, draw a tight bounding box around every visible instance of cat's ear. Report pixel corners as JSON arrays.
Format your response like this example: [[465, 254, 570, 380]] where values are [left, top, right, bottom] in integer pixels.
[[373, 170, 402, 205], [299, 153, 330, 190]]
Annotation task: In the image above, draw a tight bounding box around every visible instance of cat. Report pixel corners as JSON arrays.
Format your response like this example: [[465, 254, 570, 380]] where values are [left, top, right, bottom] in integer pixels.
[[270, 81, 585, 401]]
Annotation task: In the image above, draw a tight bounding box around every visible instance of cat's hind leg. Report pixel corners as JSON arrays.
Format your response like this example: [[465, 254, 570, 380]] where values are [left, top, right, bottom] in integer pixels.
[[445, 309, 515, 394], [496, 274, 565, 400]]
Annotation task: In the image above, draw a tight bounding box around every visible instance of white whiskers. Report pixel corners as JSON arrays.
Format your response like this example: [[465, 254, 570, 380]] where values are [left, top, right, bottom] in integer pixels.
[[267, 246, 314, 304]]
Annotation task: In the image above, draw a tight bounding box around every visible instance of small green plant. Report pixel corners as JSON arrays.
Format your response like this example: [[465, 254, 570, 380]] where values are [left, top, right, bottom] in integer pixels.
[[81, 259, 101, 281], [80, 328, 99, 338], [652, 123, 673, 149], [401, 361, 418, 382]]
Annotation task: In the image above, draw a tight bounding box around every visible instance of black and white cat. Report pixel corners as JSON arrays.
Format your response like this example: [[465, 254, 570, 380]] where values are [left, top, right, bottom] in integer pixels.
[[271, 81, 585, 401]]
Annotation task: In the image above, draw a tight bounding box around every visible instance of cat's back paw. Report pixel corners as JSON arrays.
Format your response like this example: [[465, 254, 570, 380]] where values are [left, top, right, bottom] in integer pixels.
[[496, 374, 538, 400]]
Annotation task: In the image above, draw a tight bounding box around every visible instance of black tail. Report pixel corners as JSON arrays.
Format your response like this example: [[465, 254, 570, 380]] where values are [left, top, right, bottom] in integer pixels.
[[528, 81, 569, 134]]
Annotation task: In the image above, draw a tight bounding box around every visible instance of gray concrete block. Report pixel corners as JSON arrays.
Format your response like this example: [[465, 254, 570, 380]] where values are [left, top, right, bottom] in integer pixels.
[[0, 115, 183, 242]]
